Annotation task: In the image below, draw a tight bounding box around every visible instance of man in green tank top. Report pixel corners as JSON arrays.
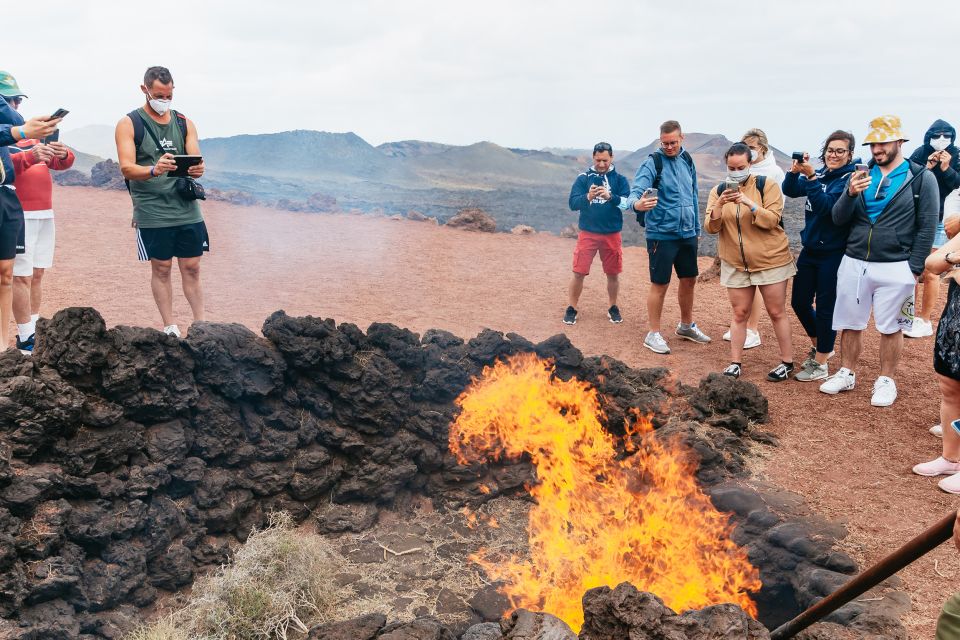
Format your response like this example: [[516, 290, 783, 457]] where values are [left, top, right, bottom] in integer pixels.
[[115, 66, 208, 338]]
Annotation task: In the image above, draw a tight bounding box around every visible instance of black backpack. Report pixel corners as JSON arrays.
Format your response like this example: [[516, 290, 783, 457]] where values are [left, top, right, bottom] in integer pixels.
[[715, 175, 778, 227], [124, 109, 189, 192], [638, 150, 697, 226]]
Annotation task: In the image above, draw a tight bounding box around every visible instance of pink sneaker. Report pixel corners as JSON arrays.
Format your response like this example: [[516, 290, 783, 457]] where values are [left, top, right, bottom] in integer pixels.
[[913, 456, 960, 477], [939, 472, 960, 494]]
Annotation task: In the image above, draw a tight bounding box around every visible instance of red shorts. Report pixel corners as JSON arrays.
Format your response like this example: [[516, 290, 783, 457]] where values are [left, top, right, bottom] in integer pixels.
[[572, 230, 623, 275]]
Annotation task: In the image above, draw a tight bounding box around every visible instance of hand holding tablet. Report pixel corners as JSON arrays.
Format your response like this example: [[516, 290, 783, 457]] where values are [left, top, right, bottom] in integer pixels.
[[169, 155, 203, 178]]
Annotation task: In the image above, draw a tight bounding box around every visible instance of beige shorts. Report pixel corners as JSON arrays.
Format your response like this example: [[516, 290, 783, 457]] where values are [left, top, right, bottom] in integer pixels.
[[720, 260, 797, 288]]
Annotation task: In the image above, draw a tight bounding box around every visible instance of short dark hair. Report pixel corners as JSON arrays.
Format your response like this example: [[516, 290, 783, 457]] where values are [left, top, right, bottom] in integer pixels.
[[725, 142, 752, 161], [144, 66, 173, 88], [593, 142, 613, 155], [819, 130, 856, 163], [660, 120, 682, 135]]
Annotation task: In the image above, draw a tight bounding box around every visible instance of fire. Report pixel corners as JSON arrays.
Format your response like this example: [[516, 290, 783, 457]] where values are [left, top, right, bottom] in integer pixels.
[[449, 353, 761, 631]]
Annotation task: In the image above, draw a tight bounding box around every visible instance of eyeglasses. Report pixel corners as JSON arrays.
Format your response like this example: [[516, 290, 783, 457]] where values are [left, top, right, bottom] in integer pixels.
[[660, 141, 680, 148], [874, 177, 891, 200], [825, 147, 849, 156], [593, 142, 612, 153], [2, 96, 21, 107]]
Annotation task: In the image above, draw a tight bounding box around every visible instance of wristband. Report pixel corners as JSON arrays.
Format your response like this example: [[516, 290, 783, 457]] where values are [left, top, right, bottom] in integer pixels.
[[150, 166, 157, 177], [18, 127, 27, 140]]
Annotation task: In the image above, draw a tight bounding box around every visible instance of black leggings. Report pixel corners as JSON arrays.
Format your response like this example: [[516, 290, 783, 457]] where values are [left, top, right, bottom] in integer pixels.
[[791, 249, 844, 355]]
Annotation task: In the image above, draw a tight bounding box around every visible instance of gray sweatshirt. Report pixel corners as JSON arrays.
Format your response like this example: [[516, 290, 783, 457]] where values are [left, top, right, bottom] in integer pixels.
[[832, 161, 939, 275]]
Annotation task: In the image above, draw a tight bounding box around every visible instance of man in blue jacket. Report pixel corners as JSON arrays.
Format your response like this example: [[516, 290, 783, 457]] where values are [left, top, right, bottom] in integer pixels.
[[822, 115, 939, 407], [624, 120, 710, 354], [0, 71, 59, 350], [564, 142, 630, 325]]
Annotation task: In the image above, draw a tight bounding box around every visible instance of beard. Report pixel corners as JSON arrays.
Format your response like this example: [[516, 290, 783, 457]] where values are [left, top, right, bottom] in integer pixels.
[[874, 142, 902, 167]]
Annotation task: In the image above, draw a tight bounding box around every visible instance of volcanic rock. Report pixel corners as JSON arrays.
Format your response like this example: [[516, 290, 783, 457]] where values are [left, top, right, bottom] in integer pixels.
[[446, 208, 496, 232], [510, 224, 535, 235], [52, 169, 92, 187], [308, 612, 387, 639], [579, 582, 769, 639], [559, 224, 578, 239], [500, 609, 577, 639], [89, 160, 126, 190]]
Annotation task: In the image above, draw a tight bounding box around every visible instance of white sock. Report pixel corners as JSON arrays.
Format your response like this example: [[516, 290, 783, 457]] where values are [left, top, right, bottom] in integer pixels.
[[30, 313, 39, 323], [17, 322, 34, 341]]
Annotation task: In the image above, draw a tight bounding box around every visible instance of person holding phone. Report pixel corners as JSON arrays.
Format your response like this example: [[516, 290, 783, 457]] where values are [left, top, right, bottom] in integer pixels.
[[116, 66, 208, 339], [624, 120, 711, 354], [823, 115, 939, 407], [564, 142, 631, 325], [0, 70, 60, 351], [2, 89, 75, 355], [911, 231, 960, 493], [782, 130, 858, 381], [905, 120, 960, 339], [705, 142, 795, 381], [720, 128, 788, 350]]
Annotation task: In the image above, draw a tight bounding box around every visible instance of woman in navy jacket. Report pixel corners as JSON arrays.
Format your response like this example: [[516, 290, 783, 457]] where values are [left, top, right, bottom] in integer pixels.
[[783, 130, 857, 382]]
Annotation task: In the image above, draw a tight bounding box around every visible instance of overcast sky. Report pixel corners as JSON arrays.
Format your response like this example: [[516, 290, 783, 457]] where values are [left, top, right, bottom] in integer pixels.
[[8, 0, 960, 155]]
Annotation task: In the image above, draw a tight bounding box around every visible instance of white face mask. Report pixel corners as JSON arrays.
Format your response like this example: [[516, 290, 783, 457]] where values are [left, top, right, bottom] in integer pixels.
[[749, 149, 759, 162], [931, 135, 951, 152], [728, 169, 751, 183], [147, 93, 172, 115]]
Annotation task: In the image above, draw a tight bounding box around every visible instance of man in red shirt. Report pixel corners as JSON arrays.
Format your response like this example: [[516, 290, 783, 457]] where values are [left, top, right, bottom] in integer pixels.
[[4, 88, 74, 353]]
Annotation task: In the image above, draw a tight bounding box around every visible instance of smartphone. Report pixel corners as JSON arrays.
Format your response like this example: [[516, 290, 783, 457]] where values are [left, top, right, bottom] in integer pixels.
[[42, 129, 60, 144], [49, 108, 69, 120], [792, 152, 805, 162], [725, 179, 740, 192], [855, 163, 869, 175], [643, 188, 658, 199]]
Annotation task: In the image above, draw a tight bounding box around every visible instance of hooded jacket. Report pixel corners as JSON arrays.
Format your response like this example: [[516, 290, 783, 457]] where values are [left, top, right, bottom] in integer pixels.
[[908, 119, 960, 218], [568, 165, 630, 234], [782, 160, 857, 253], [624, 149, 700, 240], [750, 152, 786, 185], [832, 161, 939, 275], [0, 99, 25, 187]]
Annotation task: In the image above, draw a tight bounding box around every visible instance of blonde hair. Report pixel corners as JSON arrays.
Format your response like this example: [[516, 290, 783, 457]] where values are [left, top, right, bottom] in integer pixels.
[[741, 128, 770, 155]]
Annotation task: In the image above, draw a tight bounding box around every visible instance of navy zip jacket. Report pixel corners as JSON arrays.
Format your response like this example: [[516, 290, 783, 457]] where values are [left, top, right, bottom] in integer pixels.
[[908, 119, 960, 219], [568, 165, 630, 234], [0, 99, 24, 186], [782, 160, 857, 253]]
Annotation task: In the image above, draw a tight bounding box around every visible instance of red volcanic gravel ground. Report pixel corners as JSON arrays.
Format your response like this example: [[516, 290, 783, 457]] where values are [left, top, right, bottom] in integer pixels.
[[19, 186, 957, 637]]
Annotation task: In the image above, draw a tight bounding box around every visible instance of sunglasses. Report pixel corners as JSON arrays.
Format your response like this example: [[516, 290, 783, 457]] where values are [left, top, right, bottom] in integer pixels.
[[932, 134, 951, 139]]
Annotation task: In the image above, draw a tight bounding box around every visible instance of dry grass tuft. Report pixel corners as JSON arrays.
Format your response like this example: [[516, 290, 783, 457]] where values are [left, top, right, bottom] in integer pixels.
[[126, 511, 350, 640]]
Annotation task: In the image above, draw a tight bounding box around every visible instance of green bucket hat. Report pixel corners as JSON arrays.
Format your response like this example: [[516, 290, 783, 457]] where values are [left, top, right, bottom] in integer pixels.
[[0, 71, 27, 98]]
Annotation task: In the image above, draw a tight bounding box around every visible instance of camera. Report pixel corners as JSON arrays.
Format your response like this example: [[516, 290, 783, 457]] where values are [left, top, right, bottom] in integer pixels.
[[792, 152, 805, 162]]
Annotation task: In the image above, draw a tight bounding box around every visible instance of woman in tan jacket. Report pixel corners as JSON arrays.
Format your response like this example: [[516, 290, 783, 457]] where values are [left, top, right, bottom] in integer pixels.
[[705, 142, 796, 381]]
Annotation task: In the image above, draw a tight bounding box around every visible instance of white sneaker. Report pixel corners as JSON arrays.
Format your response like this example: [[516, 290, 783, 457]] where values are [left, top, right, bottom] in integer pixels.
[[643, 332, 671, 354], [931, 424, 944, 438], [904, 318, 934, 338], [871, 376, 897, 407], [163, 324, 182, 338], [819, 367, 856, 395], [722, 328, 760, 348], [939, 473, 960, 494], [913, 456, 960, 477]]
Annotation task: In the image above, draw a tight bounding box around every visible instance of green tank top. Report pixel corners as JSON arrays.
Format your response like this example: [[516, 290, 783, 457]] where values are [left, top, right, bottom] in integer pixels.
[[129, 108, 203, 228]]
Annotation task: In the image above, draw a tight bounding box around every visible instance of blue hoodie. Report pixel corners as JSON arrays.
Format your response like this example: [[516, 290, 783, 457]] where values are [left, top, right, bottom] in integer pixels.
[[0, 99, 24, 186], [568, 165, 630, 234], [782, 160, 857, 253], [908, 119, 960, 218], [623, 150, 699, 240]]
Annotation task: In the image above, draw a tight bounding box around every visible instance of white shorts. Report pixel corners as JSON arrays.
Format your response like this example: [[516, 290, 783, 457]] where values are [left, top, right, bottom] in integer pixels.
[[833, 255, 915, 335], [13, 218, 55, 276]]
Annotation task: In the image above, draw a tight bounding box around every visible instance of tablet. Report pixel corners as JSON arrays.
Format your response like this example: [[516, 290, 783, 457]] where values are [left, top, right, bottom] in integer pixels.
[[169, 155, 202, 178]]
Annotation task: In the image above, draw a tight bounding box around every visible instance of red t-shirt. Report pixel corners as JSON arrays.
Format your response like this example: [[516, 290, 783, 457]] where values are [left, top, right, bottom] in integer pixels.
[[10, 140, 75, 215]]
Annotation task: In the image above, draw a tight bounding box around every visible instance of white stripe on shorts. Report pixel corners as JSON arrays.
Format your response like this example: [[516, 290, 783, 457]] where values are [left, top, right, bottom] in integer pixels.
[[136, 228, 149, 262]]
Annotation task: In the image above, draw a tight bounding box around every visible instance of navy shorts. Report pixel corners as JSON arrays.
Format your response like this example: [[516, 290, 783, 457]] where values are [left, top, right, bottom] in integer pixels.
[[136, 221, 210, 262], [646, 237, 699, 284], [0, 187, 25, 261]]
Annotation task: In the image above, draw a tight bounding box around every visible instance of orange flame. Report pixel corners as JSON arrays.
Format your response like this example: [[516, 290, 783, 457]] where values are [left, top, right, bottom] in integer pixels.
[[449, 353, 760, 631]]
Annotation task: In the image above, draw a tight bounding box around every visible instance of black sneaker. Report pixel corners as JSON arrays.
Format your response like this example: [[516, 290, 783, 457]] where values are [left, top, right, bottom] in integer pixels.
[[607, 305, 623, 324], [15, 333, 35, 356], [766, 362, 795, 382], [562, 306, 578, 325], [723, 363, 741, 378]]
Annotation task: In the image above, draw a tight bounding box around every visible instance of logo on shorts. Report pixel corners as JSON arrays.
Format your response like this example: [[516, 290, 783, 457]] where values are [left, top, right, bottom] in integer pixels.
[[202, 241, 208, 248], [898, 296, 915, 327]]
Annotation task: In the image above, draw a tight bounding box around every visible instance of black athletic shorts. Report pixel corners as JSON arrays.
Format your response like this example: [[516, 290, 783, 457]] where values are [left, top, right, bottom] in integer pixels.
[[136, 221, 210, 261], [0, 187, 25, 261], [646, 237, 699, 285]]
